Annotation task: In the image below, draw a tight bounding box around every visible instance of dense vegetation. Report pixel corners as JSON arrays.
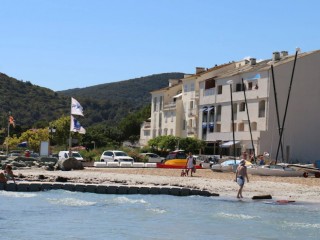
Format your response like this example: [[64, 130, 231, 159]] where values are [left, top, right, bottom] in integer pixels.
[[0, 72, 184, 146]]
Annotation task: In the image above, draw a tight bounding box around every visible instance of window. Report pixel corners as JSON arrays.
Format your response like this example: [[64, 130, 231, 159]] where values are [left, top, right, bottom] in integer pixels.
[[159, 113, 162, 128], [251, 122, 257, 131], [190, 82, 195, 91], [164, 128, 168, 135], [153, 97, 157, 112], [165, 112, 167, 123], [158, 129, 162, 136], [170, 129, 173, 135], [238, 123, 244, 131], [216, 105, 222, 121], [216, 124, 221, 132], [239, 102, 245, 112], [259, 100, 266, 118], [171, 111, 174, 122], [182, 120, 186, 130], [159, 96, 163, 110], [248, 82, 253, 90], [236, 83, 245, 92], [205, 78, 215, 89], [231, 123, 237, 132], [217, 85, 223, 94], [144, 130, 150, 136], [190, 101, 194, 109], [184, 84, 188, 93]]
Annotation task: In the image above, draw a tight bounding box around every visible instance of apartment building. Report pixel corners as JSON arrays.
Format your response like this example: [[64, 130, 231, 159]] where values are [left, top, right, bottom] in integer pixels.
[[140, 49, 320, 163]]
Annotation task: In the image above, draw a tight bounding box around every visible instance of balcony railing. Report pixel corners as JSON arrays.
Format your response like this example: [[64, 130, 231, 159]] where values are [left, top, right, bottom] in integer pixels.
[[163, 102, 176, 110]]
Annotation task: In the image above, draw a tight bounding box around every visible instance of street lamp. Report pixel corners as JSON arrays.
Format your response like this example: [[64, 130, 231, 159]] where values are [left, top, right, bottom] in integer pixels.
[[48, 126, 56, 156], [91, 141, 96, 150], [227, 80, 236, 163]]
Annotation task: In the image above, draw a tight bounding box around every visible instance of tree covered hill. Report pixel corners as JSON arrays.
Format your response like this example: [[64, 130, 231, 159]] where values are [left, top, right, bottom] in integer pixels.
[[0, 72, 184, 129], [59, 73, 185, 105]]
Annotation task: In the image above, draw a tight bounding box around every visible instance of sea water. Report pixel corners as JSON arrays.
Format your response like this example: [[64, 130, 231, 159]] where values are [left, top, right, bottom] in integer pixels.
[[0, 190, 319, 240]]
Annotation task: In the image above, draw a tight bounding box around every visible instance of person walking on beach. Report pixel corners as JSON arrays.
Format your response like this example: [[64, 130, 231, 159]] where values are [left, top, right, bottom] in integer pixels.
[[186, 152, 195, 177], [235, 160, 249, 198], [0, 164, 16, 183]]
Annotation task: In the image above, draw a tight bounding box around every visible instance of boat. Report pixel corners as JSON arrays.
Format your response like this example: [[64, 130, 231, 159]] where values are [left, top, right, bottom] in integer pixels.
[[286, 164, 320, 178], [211, 159, 252, 173], [247, 164, 303, 177], [159, 150, 201, 169]]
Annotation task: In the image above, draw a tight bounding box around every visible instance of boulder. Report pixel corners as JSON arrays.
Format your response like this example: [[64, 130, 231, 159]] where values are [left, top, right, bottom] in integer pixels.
[[55, 158, 84, 171]]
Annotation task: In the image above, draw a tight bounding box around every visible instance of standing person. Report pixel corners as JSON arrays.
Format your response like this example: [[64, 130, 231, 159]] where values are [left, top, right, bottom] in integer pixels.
[[0, 164, 16, 183], [186, 152, 195, 177], [235, 160, 249, 198]]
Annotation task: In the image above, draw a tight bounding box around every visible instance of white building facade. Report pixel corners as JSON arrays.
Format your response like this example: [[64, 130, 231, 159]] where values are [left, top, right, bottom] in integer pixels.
[[140, 49, 320, 163]]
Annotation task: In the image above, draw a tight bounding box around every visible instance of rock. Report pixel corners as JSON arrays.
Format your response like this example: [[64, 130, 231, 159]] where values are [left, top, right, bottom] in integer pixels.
[[55, 158, 84, 171], [55, 176, 69, 182]]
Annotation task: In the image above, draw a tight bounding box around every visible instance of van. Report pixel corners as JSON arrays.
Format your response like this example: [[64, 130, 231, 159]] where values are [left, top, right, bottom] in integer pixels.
[[58, 151, 84, 161]]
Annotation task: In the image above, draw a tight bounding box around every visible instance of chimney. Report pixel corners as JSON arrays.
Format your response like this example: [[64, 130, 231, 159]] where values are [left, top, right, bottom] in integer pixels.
[[273, 52, 280, 61], [250, 58, 256, 65], [281, 51, 288, 57], [196, 67, 206, 74]]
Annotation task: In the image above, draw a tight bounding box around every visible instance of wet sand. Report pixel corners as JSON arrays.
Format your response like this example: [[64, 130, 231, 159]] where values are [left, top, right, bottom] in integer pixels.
[[14, 167, 320, 203]]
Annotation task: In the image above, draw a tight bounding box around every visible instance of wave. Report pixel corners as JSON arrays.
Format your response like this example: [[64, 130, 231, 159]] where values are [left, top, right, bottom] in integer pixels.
[[0, 191, 37, 198], [47, 197, 96, 207], [283, 221, 320, 229], [217, 212, 260, 220], [112, 196, 147, 205], [147, 208, 166, 214]]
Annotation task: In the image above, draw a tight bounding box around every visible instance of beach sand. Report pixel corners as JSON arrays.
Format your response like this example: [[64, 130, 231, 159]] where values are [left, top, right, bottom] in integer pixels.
[[14, 167, 320, 203]]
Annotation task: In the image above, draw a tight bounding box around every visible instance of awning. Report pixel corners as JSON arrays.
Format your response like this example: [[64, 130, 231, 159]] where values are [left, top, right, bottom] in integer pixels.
[[207, 106, 214, 112], [220, 140, 240, 148], [173, 93, 182, 98], [200, 107, 208, 112], [245, 74, 261, 81]]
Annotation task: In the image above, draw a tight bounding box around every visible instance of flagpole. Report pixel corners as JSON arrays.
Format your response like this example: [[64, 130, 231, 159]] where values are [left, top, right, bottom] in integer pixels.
[[69, 97, 72, 157], [6, 112, 10, 155]]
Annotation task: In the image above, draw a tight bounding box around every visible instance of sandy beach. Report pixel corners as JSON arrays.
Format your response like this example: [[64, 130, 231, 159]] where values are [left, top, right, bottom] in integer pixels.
[[14, 167, 320, 203]]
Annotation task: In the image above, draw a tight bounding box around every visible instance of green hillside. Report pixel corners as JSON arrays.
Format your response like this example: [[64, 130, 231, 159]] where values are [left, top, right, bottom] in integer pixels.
[[59, 73, 184, 104], [0, 72, 184, 129]]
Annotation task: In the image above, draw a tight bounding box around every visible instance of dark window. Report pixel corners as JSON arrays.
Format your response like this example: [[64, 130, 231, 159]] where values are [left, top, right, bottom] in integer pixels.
[[205, 78, 215, 89]]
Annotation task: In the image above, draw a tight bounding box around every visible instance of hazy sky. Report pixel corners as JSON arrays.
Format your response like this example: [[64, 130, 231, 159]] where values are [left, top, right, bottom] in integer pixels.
[[1, 0, 319, 91]]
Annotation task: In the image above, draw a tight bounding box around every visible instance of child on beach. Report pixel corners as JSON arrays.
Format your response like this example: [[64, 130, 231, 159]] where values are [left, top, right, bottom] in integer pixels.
[[235, 160, 249, 198], [0, 164, 16, 183]]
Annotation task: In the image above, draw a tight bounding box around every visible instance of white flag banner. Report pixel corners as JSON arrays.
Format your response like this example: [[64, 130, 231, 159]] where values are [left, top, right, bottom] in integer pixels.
[[71, 97, 84, 116], [70, 115, 86, 134]]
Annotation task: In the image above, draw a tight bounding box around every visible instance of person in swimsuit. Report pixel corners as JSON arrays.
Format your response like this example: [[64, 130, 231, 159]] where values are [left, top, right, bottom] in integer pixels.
[[235, 160, 249, 198], [0, 164, 16, 183], [186, 152, 195, 177]]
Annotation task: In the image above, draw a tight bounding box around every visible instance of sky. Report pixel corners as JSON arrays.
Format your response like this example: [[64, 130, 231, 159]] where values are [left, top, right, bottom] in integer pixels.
[[1, 0, 320, 91]]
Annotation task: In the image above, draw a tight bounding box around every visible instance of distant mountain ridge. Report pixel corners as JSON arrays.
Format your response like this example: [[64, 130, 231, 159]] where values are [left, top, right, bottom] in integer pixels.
[[59, 72, 185, 104], [0, 72, 185, 129]]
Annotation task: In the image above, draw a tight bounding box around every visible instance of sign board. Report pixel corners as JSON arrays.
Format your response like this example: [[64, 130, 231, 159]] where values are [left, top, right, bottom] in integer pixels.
[[40, 141, 49, 156]]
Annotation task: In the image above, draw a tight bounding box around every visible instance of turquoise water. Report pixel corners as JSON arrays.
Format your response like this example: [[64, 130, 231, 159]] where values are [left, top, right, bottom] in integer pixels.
[[0, 190, 319, 240]]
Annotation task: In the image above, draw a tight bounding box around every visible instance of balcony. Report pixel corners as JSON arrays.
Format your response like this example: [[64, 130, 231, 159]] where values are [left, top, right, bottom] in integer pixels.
[[163, 102, 176, 111], [141, 121, 151, 129]]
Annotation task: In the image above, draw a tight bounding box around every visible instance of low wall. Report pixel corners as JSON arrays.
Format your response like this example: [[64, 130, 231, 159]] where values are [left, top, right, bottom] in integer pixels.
[[0, 182, 219, 197]]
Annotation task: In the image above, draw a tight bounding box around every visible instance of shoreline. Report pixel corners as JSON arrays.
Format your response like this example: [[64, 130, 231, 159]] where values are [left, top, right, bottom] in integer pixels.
[[11, 167, 320, 203]]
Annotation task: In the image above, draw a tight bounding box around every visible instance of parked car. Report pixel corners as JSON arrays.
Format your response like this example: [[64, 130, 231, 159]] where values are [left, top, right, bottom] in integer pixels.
[[58, 151, 84, 161], [100, 150, 134, 162], [140, 153, 165, 163]]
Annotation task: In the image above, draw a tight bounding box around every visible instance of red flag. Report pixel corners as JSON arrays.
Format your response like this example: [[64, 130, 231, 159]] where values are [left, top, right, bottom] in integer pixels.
[[9, 115, 15, 127]]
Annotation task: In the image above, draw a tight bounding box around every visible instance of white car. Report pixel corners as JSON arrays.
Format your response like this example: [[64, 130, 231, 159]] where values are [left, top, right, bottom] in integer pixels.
[[58, 151, 84, 161], [100, 150, 134, 162], [140, 153, 165, 163]]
